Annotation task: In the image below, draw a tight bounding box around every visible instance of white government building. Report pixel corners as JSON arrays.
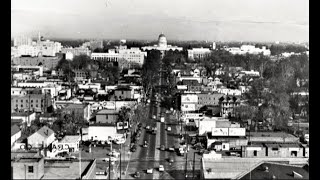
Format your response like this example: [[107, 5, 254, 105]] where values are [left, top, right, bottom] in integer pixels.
[[141, 33, 183, 52]]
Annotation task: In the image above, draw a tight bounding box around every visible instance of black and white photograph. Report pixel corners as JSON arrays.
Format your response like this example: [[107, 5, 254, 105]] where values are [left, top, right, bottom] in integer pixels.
[[11, 0, 309, 179]]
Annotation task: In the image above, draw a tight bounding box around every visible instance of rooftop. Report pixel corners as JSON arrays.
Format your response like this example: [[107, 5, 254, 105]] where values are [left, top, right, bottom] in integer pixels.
[[43, 159, 94, 179], [96, 109, 118, 115], [11, 125, 21, 136], [247, 132, 297, 138], [59, 135, 80, 144], [11, 112, 35, 117], [32, 126, 54, 138], [240, 162, 309, 179]]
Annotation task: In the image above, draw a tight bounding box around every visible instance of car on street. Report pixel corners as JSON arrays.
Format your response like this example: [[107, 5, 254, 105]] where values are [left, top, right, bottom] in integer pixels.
[[168, 146, 175, 152], [159, 165, 164, 172], [167, 127, 171, 131], [108, 150, 120, 157], [160, 145, 165, 151], [115, 138, 126, 144], [147, 168, 153, 174], [133, 171, 140, 178], [169, 157, 174, 163], [146, 125, 150, 130], [104, 156, 117, 162], [143, 141, 148, 148]]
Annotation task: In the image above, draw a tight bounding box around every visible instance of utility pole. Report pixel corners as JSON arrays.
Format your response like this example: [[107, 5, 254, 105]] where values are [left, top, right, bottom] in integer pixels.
[[119, 152, 121, 180], [192, 152, 196, 179], [109, 158, 111, 180], [185, 151, 188, 180]]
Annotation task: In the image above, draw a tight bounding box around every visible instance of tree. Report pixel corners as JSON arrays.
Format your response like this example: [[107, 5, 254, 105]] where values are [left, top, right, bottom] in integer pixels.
[[142, 50, 161, 98]]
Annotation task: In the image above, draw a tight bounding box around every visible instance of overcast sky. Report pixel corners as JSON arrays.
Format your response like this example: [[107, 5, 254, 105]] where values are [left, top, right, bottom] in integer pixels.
[[11, 0, 309, 42]]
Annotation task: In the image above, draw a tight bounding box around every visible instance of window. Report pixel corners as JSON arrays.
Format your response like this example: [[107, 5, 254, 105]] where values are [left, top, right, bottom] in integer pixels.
[[31, 100, 33, 103], [21, 100, 23, 103], [253, 150, 257, 156], [36, 104, 38, 108], [272, 147, 279, 151], [31, 104, 33, 107], [21, 104, 23, 107], [28, 166, 33, 173], [16, 100, 18, 102], [106, 115, 108, 119]]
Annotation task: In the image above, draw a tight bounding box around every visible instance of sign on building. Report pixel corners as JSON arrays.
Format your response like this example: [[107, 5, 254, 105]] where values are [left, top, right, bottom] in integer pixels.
[[228, 128, 246, 136], [181, 104, 196, 111], [211, 128, 229, 136], [181, 95, 198, 103]]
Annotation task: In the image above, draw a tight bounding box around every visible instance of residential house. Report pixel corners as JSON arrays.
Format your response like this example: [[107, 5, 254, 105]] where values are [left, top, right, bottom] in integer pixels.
[[114, 86, 134, 100], [95, 109, 119, 124], [27, 126, 55, 148], [62, 103, 91, 121], [219, 96, 241, 117]]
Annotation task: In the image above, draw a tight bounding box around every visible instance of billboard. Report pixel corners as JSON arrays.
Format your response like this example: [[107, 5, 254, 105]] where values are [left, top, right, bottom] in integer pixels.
[[181, 94, 198, 103], [229, 128, 246, 136], [211, 128, 229, 136], [181, 104, 196, 111]]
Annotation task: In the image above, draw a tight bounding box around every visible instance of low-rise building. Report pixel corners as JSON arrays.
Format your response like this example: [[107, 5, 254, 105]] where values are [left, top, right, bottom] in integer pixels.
[[187, 47, 211, 60], [11, 94, 52, 113], [27, 126, 55, 148], [11, 156, 96, 179], [95, 109, 118, 124], [62, 103, 91, 121], [88, 124, 118, 141]]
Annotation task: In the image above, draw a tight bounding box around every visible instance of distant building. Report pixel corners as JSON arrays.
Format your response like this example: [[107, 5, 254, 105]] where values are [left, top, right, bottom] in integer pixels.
[[141, 33, 183, 58], [11, 112, 36, 126], [225, 45, 271, 56], [61, 47, 91, 60], [11, 94, 52, 113], [95, 109, 119, 124], [14, 35, 32, 47], [62, 103, 91, 121], [81, 40, 104, 50], [118, 47, 147, 66], [187, 47, 211, 60], [181, 93, 224, 112], [11, 56, 63, 71], [91, 51, 119, 61]]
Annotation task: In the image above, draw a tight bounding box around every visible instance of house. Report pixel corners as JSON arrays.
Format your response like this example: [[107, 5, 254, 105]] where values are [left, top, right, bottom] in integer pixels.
[[95, 109, 119, 124], [219, 96, 241, 117], [181, 93, 224, 112], [27, 126, 55, 148], [11, 112, 36, 126], [114, 86, 134, 100], [11, 125, 21, 147], [11, 157, 96, 179], [62, 103, 91, 121], [73, 69, 88, 81]]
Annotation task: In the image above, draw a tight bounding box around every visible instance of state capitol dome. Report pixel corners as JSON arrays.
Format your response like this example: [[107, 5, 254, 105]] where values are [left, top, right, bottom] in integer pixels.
[[158, 33, 167, 48]]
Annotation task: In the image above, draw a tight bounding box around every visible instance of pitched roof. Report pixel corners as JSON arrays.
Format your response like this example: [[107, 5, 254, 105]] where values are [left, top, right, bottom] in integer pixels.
[[11, 124, 21, 136], [35, 126, 54, 138]]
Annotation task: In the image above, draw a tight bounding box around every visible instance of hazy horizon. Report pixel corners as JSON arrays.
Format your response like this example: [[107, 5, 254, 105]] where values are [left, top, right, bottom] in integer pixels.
[[11, 0, 309, 42]]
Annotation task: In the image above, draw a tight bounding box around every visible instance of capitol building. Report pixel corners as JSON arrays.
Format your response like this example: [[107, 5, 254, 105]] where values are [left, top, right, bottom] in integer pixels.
[[141, 33, 183, 52]]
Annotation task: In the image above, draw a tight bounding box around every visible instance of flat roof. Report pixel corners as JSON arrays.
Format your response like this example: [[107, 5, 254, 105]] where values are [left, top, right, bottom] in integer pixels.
[[59, 135, 80, 144], [247, 132, 297, 138], [96, 109, 118, 115], [43, 159, 93, 179], [240, 162, 309, 179]]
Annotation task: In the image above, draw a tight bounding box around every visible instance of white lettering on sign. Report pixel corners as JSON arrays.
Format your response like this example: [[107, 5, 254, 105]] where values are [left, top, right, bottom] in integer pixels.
[[51, 144, 70, 152]]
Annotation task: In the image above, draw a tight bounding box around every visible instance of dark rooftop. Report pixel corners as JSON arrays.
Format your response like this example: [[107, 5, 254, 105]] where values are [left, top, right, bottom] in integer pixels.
[[240, 162, 309, 179]]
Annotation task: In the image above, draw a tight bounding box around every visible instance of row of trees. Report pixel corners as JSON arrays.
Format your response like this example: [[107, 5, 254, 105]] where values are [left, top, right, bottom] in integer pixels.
[[56, 54, 120, 84]]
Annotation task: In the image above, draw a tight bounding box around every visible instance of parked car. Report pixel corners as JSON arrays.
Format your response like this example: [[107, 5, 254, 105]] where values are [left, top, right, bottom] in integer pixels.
[[146, 125, 150, 130], [147, 168, 153, 174], [104, 156, 117, 162], [159, 165, 164, 172], [115, 138, 126, 144], [167, 127, 171, 131], [160, 145, 165, 151], [108, 150, 120, 157], [152, 115, 156, 119], [168, 146, 175, 152], [169, 157, 174, 163], [143, 141, 148, 148]]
